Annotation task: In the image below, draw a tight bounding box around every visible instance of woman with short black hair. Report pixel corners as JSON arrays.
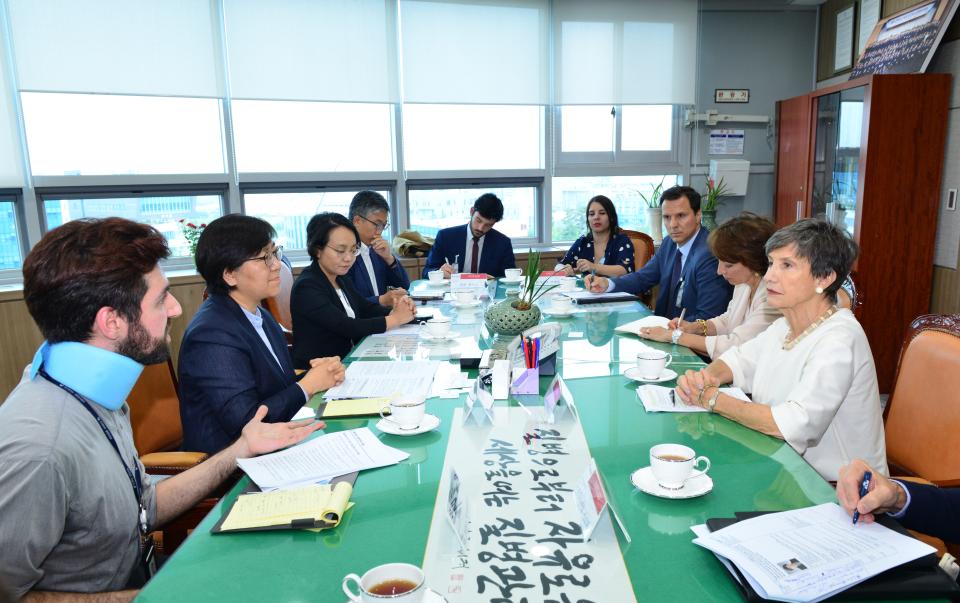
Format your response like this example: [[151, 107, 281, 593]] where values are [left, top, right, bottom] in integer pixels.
[[179, 214, 344, 454], [291, 213, 415, 367]]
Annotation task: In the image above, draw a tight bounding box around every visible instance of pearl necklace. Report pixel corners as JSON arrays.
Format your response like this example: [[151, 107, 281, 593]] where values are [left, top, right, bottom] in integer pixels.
[[782, 305, 839, 350]]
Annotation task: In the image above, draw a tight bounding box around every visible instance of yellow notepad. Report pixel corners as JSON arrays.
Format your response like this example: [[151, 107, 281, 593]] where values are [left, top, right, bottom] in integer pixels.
[[321, 397, 391, 418], [218, 482, 353, 532]]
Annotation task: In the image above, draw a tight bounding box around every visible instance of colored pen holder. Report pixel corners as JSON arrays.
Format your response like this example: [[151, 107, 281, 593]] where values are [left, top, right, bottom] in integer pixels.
[[511, 367, 539, 395]]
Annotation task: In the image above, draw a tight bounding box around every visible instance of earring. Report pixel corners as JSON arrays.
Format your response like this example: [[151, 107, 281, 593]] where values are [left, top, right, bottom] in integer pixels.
[[815, 286, 824, 295]]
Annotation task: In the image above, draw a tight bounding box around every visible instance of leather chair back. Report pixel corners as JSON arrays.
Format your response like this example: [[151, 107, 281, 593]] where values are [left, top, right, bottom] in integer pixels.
[[264, 260, 294, 332], [884, 314, 960, 486], [620, 229, 655, 270], [128, 359, 183, 454]]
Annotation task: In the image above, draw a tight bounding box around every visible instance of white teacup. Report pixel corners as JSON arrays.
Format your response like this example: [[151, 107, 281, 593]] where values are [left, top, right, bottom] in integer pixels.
[[455, 291, 475, 304], [559, 277, 577, 292], [423, 315, 451, 337], [343, 563, 426, 602], [550, 295, 573, 313], [636, 350, 672, 380], [380, 397, 427, 430], [649, 443, 710, 490], [504, 268, 522, 280], [427, 270, 444, 283]]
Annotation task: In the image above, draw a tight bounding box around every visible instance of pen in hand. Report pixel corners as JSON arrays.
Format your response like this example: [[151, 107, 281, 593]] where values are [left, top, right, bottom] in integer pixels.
[[677, 307, 687, 326], [669, 389, 676, 407], [852, 471, 872, 525]]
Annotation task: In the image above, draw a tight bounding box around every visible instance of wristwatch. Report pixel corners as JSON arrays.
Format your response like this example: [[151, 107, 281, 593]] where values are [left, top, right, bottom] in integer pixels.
[[671, 328, 682, 344], [705, 387, 721, 412]]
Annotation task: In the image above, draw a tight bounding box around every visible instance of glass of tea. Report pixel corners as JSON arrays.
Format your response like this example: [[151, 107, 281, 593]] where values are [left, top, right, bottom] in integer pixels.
[[343, 562, 426, 602]]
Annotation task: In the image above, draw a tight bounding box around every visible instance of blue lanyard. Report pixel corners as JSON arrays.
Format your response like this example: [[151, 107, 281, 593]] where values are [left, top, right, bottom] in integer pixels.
[[40, 368, 148, 534]]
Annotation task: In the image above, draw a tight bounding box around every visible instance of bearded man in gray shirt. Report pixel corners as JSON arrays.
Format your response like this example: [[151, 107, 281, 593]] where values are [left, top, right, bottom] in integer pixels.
[[0, 218, 325, 601]]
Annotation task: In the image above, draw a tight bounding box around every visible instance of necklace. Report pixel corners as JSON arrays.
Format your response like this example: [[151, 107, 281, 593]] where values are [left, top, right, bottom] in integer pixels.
[[782, 305, 838, 350]]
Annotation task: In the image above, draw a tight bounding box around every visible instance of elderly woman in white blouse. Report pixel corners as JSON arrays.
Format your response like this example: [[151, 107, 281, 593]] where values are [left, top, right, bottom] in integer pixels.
[[638, 213, 779, 358], [675, 219, 887, 482]]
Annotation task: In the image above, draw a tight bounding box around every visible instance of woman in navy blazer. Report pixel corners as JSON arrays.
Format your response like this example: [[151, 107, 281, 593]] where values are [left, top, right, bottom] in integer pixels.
[[291, 213, 416, 368], [178, 215, 344, 454], [555, 195, 634, 277]]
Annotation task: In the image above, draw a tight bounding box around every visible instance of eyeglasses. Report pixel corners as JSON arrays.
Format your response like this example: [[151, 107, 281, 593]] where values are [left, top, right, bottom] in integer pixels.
[[326, 245, 361, 259], [358, 215, 389, 232], [246, 246, 284, 267]]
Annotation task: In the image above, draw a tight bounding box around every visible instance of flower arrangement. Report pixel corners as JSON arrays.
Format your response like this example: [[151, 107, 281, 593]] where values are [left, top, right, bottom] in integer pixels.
[[178, 219, 206, 257], [702, 177, 730, 211], [516, 250, 557, 310], [638, 177, 666, 209]]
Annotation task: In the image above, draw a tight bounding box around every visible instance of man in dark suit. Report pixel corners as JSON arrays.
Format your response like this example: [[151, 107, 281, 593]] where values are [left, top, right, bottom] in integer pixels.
[[179, 215, 344, 455], [423, 193, 516, 278], [586, 186, 732, 324], [346, 191, 410, 306], [838, 459, 960, 544]]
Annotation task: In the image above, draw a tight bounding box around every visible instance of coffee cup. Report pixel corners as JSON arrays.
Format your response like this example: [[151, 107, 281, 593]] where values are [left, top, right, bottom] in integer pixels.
[[343, 563, 426, 602], [649, 443, 710, 490], [427, 270, 444, 283], [550, 295, 573, 313], [559, 277, 577, 292], [504, 268, 522, 280], [423, 314, 451, 338], [455, 291, 475, 304], [636, 350, 672, 379], [380, 396, 427, 430]]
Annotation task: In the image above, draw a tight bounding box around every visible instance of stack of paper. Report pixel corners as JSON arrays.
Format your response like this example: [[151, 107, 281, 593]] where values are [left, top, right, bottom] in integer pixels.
[[217, 482, 354, 532], [637, 384, 750, 413], [236, 428, 409, 490], [614, 316, 670, 335], [692, 503, 936, 603], [562, 290, 637, 304], [324, 360, 441, 400]]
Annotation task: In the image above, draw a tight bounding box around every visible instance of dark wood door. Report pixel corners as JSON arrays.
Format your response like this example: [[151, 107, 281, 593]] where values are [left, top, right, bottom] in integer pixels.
[[774, 94, 812, 227]]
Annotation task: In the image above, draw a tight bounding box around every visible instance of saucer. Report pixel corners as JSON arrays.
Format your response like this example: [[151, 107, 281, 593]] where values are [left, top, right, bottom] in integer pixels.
[[500, 276, 523, 285], [345, 587, 447, 603], [375, 413, 441, 436], [420, 330, 458, 342], [623, 367, 678, 383], [631, 466, 713, 499], [451, 299, 481, 309]]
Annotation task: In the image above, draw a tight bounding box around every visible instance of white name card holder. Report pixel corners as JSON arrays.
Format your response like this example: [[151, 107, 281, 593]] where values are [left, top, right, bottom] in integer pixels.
[[543, 374, 578, 424], [450, 273, 488, 294], [463, 378, 495, 425], [574, 458, 631, 543]]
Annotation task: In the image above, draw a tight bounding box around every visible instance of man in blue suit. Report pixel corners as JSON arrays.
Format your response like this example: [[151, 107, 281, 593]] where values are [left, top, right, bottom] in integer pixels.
[[423, 193, 516, 278], [839, 459, 960, 543], [346, 191, 410, 306], [586, 185, 732, 323]]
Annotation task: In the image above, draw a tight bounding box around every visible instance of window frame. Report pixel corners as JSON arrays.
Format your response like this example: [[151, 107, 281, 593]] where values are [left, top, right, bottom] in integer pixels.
[[554, 104, 683, 168], [0, 188, 26, 284], [405, 177, 544, 248], [239, 180, 399, 264], [33, 182, 229, 271]]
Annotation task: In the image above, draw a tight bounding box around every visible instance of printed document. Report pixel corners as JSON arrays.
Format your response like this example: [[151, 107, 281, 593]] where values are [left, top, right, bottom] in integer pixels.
[[692, 503, 936, 603], [637, 385, 750, 413], [562, 290, 637, 304], [615, 316, 670, 335], [237, 428, 409, 490], [324, 360, 440, 400]]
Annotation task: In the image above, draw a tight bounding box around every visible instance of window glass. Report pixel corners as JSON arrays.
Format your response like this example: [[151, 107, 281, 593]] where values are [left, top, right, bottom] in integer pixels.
[[408, 186, 536, 239], [42, 194, 222, 258], [402, 105, 542, 170], [551, 175, 679, 242], [244, 190, 393, 251], [0, 200, 22, 270], [22, 93, 224, 176], [621, 105, 673, 151], [232, 100, 394, 173], [560, 105, 613, 153]]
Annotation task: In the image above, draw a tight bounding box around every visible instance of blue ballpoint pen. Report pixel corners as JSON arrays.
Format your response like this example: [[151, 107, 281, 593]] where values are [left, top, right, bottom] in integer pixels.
[[852, 471, 872, 525]]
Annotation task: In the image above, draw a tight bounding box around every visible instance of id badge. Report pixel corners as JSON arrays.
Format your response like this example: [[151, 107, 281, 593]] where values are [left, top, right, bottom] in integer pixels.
[[139, 534, 157, 579]]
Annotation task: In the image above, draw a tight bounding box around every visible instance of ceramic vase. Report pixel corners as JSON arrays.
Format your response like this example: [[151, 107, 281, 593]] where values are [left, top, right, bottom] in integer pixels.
[[700, 209, 718, 231], [484, 298, 541, 336]]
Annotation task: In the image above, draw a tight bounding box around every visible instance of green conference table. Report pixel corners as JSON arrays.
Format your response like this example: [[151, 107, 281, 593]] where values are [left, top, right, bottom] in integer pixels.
[[138, 281, 845, 602]]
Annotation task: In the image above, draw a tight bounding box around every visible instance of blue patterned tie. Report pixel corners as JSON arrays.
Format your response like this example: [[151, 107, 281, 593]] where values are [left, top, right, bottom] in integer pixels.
[[669, 250, 683, 316]]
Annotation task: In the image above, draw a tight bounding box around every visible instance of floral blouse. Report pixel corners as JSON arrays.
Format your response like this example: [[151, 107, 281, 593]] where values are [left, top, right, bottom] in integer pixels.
[[559, 232, 635, 273]]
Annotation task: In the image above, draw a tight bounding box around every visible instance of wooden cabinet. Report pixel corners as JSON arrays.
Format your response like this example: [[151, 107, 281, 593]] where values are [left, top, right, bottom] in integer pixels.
[[774, 74, 951, 392]]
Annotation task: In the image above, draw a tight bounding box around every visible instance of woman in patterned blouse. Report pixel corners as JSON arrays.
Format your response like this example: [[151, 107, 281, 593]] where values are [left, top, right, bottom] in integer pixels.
[[555, 195, 635, 277]]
